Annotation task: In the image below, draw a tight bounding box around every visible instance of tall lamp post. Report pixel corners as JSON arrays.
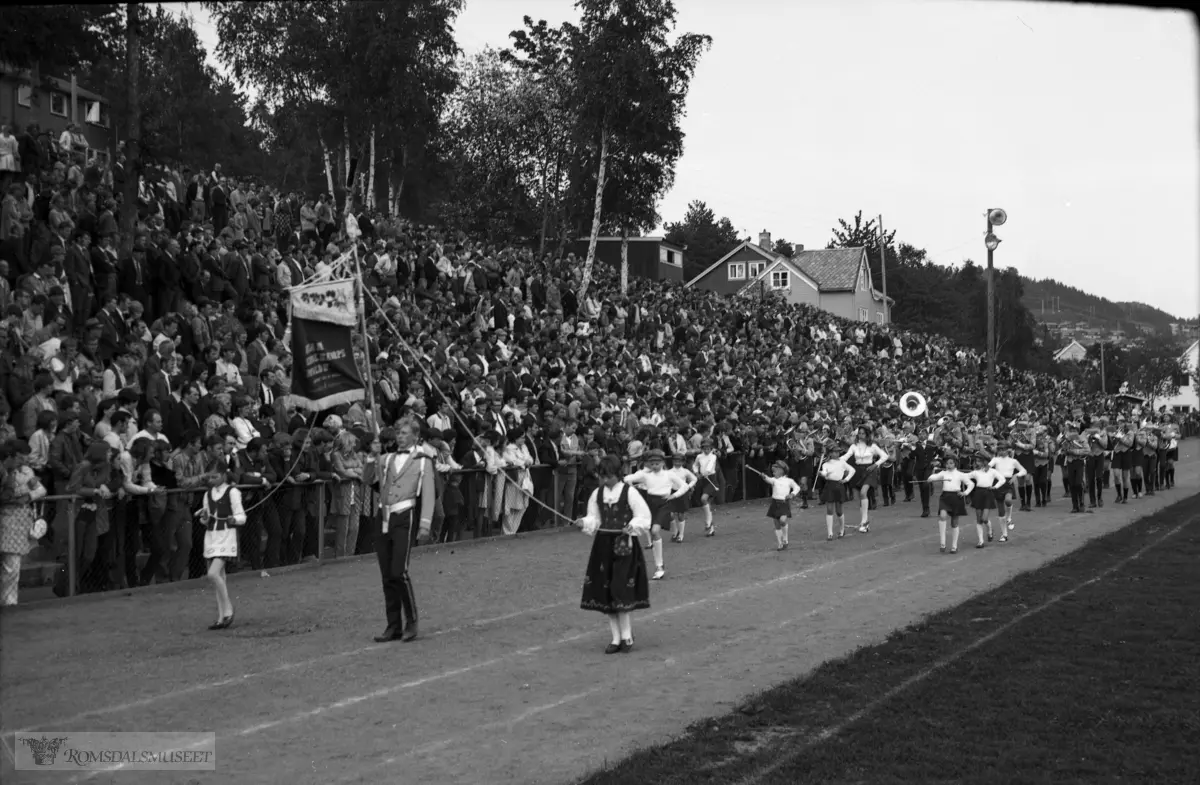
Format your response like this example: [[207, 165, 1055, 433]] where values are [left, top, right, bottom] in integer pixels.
[[984, 207, 1007, 424]]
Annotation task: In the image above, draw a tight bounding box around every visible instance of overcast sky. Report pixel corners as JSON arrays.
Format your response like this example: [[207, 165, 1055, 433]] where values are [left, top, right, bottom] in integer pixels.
[[180, 0, 1199, 319]]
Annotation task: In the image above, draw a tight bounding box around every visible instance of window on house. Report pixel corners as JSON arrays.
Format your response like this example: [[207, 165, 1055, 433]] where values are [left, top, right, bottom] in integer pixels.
[[877, 312, 885, 324], [770, 270, 789, 289], [85, 100, 109, 127], [728, 263, 746, 280], [858, 307, 869, 321], [17, 85, 32, 107], [50, 93, 68, 117], [748, 261, 765, 278]]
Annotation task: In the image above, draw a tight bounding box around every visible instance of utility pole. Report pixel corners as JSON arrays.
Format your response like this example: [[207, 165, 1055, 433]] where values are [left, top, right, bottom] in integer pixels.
[[986, 214, 995, 422], [878, 214, 888, 324], [118, 2, 141, 258], [1100, 342, 1107, 394]]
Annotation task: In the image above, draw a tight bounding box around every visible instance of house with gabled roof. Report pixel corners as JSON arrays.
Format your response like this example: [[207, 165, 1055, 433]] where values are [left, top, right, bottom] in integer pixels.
[[685, 231, 893, 324], [1052, 339, 1088, 363], [1160, 338, 1199, 413]]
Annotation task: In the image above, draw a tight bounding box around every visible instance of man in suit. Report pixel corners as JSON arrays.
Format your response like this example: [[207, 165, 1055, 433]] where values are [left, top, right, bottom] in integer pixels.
[[912, 434, 939, 518], [375, 418, 434, 643], [209, 176, 228, 231], [167, 383, 203, 446]]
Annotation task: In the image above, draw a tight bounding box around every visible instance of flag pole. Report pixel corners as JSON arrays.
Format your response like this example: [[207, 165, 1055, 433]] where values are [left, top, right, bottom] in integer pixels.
[[350, 234, 380, 436]]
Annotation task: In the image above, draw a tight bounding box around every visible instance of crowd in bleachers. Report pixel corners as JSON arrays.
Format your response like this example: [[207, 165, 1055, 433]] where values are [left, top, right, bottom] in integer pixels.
[[0, 139, 1193, 606]]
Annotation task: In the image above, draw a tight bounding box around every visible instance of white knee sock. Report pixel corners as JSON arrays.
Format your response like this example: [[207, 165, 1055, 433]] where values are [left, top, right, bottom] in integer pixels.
[[938, 518, 947, 547], [618, 612, 633, 641], [825, 514, 834, 537], [774, 526, 783, 547], [677, 518, 686, 539], [951, 524, 961, 550], [703, 503, 712, 526], [975, 523, 985, 544], [608, 615, 621, 644], [652, 539, 663, 569], [860, 498, 869, 525], [782, 523, 789, 544]]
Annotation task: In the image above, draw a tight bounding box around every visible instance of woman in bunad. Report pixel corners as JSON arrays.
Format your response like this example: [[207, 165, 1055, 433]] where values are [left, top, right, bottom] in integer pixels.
[[966, 452, 1006, 547], [841, 427, 888, 534], [499, 425, 535, 536], [926, 456, 975, 554], [199, 457, 245, 630], [575, 455, 652, 654]]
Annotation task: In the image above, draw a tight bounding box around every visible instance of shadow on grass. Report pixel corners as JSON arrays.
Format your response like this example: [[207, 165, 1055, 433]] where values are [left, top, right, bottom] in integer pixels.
[[577, 494, 1200, 785]]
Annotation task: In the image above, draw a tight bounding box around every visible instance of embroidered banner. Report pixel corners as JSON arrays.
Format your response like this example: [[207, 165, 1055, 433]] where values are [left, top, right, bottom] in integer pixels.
[[291, 279, 357, 327], [287, 279, 364, 411]]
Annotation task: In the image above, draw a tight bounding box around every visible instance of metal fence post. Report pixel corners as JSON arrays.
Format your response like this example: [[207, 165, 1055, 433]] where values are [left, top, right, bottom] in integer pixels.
[[66, 499, 76, 598], [316, 483, 326, 563]]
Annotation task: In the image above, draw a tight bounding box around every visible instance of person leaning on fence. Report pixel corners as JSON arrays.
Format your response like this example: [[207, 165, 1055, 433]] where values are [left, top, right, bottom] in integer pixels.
[[374, 418, 434, 643], [0, 439, 49, 605]]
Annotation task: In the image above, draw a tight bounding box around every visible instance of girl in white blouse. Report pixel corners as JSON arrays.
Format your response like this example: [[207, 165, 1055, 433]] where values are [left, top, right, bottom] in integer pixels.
[[748, 461, 802, 551], [668, 463, 697, 543], [927, 457, 975, 554], [690, 439, 721, 538], [199, 458, 246, 630], [966, 454, 1007, 547], [818, 444, 856, 540], [841, 429, 888, 534]]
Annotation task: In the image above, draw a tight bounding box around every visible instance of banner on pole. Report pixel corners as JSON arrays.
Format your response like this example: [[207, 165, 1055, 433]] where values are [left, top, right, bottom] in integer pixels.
[[287, 280, 364, 411]]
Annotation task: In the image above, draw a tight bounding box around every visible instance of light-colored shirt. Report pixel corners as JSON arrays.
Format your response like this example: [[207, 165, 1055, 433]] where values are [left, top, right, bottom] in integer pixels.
[[764, 475, 802, 500], [988, 456, 1027, 481], [967, 468, 1005, 489], [842, 443, 888, 466], [579, 482, 652, 537], [928, 470, 976, 494], [623, 468, 685, 499], [819, 459, 856, 483]]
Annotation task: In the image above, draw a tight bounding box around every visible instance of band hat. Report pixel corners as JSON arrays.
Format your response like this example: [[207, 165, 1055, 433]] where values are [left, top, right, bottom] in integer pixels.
[[643, 449, 666, 462], [771, 460, 789, 473]]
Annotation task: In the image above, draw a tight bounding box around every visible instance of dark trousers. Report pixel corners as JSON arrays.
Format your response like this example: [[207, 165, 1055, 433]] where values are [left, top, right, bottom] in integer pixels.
[[917, 475, 932, 512], [1086, 455, 1103, 505], [278, 506, 305, 565], [1068, 460, 1086, 510], [377, 510, 418, 632], [879, 466, 896, 505], [1143, 454, 1158, 493]]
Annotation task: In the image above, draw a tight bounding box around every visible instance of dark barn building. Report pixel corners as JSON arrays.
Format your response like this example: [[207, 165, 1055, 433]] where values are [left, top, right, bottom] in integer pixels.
[[569, 237, 686, 283]]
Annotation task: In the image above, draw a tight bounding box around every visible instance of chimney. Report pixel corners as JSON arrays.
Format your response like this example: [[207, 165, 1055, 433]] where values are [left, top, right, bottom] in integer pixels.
[[758, 230, 772, 251], [794, 244, 804, 254]]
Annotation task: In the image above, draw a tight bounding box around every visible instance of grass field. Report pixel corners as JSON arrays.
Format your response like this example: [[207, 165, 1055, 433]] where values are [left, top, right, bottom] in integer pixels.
[[579, 495, 1200, 785]]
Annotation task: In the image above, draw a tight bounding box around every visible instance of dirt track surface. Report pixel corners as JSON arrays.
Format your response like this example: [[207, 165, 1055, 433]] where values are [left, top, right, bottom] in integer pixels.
[[2, 446, 1196, 785]]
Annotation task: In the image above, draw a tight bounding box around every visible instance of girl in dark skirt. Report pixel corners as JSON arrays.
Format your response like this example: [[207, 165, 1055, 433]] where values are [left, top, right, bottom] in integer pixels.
[[747, 461, 801, 551], [966, 453, 1005, 547], [927, 457, 975, 554], [691, 438, 722, 536], [818, 443, 855, 540], [668, 462, 697, 542], [576, 455, 652, 654]]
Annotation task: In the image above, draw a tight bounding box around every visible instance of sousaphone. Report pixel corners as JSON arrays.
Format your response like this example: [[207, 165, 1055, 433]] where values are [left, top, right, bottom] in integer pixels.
[[900, 391, 928, 418]]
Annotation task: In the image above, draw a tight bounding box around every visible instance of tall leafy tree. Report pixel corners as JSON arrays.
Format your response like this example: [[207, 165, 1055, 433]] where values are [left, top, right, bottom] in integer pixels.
[[0, 5, 121, 77], [551, 0, 710, 298], [1125, 335, 1188, 406], [662, 199, 739, 281]]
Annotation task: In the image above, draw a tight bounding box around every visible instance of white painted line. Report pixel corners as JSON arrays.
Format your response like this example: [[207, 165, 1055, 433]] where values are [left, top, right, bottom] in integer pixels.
[[731, 515, 1196, 785], [72, 534, 937, 781], [17, 528, 930, 736], [334, 561, 958, 783]]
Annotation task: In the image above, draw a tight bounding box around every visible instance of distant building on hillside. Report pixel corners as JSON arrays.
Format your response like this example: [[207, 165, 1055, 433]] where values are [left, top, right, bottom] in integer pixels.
[[569, 237, 685, 283], [0, 66, 113, 165], [686, 231, 892, 324], [1160, 339, 1199, 413], [1053, 340, 1088, 363]]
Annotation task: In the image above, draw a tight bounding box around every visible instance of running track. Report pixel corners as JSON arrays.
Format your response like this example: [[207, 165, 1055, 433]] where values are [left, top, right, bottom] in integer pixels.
[[2, 447, 1195, 785]]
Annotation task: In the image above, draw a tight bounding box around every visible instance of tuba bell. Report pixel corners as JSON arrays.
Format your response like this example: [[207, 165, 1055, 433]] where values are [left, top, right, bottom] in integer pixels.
[[900, 391, 928, 418]]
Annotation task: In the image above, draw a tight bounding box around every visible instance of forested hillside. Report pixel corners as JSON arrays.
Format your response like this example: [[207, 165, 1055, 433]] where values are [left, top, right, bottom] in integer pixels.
[[1020, 277, 1180, 332]]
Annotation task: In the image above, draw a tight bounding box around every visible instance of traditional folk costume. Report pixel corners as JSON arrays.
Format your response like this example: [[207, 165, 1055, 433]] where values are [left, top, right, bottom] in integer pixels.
[[579, 481, 651, 653], [200, 481, 245, 630], [926, 467, 974, 553]]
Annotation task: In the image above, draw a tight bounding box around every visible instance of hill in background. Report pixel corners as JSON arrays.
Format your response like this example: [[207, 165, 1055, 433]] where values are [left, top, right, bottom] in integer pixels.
[[1021, 276, 1188, 336]]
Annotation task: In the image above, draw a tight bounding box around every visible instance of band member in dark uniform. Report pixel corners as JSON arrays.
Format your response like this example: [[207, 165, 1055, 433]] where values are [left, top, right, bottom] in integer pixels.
[[374, 418, 434, 642], [912, 433, 939, 518]]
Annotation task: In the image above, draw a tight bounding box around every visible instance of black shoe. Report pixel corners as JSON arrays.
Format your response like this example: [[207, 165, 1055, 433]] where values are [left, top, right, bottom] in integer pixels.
[[620, 638, 634, 653], [921, 511, 930, 518], [208, 620, 225, 631], [220, 614, 234, 629], [374, 628, 402, 643], [401, 622, 418, 642], [604, 642, 622, 654], [987, 532, 994, 542]]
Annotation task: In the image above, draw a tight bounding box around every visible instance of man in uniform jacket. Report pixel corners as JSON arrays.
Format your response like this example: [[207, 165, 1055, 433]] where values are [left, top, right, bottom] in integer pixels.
[[375, 419, 434, 643], [911, 435, 940, 517]]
